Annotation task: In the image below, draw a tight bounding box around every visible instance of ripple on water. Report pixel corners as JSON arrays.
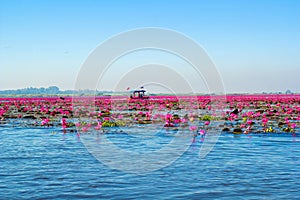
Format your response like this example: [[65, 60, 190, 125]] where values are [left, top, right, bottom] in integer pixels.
[[1, 127, 300, 199]]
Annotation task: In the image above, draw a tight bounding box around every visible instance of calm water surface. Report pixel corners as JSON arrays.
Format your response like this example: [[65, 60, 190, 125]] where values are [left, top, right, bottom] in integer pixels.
[[1, 126, 300, 199]]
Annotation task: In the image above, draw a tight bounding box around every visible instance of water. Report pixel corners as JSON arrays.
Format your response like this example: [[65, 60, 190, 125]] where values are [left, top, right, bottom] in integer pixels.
[[1, 126, 300, 199]]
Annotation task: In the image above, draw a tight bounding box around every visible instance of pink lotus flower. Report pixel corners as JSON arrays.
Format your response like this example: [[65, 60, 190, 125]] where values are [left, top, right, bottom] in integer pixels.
[[95, 125, 102, 130], [204, 121, 210, 125], [81, 126, 88, 132], [145, 112, 151, 119], [181, 118, 188, 123], [247, 120, 253, 125], [118, 114, 123, 119], [262, 118, 268, 123], [165, 113, 172, 120], [291, 123, 296, 129], [41, 118, 49, 126], [164, 122, 174, 127], [174, 119, 181, 124], [285, 118, 290, 124], [230, 113, 237, 118], [199, 129, 206, 135], [189, 125, 197, 132]]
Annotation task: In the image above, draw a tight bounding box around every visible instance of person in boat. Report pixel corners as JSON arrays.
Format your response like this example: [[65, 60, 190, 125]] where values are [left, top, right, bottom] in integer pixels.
[[130, 89, 149, 99]]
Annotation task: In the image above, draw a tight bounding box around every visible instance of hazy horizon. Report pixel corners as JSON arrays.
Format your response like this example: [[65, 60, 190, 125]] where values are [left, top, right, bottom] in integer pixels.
[[1, 0, 299, 93]]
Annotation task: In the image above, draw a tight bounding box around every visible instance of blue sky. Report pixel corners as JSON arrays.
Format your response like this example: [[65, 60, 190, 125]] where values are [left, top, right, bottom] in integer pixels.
[[1, 0, 299, 93]]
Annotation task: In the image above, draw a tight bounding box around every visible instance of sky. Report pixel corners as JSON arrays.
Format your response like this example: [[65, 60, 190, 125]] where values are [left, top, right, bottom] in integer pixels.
[[1, 0, 300, 93]]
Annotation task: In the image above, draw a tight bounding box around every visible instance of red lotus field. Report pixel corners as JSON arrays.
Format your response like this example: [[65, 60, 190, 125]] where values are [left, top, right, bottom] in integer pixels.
[[0, 94, 299, 135]]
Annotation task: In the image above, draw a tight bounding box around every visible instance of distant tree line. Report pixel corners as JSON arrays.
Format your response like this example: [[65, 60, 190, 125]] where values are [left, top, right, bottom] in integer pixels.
[[262, 89, 294, 95], [0, 86, 60, 94], [0, 86, 99, 95]]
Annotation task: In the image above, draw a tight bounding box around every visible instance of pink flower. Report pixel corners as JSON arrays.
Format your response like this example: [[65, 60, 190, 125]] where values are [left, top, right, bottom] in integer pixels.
[[145, 112, 151, 120], [204, 121, 210, 125], [189, 125, 197, 131], [262, 118, 268, 126], [291, 123, 296, 129], [247, 111, 253, 117], [230, 113, 237, 118], [181, 118, 188, 123], [82, 126, 88, 132], [262, 118, 268, 123], [164, 122, 174, 127], [118, 114, 123, 119], [174, 119, 181, 124], [95, 125, 102, 130], [165, 113, 172, 120], [199, 129, 206, 135], [41, 118, 49, 126]]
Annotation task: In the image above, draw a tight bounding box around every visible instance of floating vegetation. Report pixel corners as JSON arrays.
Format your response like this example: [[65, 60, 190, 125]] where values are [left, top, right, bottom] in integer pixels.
[[0, 94, 299, 136]]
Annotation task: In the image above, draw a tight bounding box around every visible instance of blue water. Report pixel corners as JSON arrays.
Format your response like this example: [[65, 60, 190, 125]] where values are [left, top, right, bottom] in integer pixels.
[[1, 126, 300, 199]]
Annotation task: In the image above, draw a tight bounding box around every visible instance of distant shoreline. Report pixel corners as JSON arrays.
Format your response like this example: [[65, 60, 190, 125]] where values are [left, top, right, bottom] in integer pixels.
[[0, 93, 299, 98], [0, 86, 297, 97]]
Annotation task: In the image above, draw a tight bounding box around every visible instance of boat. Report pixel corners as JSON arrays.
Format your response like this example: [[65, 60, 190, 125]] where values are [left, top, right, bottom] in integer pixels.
[[130, 89, 149, 99]]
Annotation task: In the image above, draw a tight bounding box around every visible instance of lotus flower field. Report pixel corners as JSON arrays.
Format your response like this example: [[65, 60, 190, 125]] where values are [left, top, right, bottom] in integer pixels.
[[0, 94, 299, 136]]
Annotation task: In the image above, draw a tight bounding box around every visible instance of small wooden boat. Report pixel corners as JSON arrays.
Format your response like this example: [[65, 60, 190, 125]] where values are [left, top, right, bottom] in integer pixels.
[[130, 89, 149, 99]]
